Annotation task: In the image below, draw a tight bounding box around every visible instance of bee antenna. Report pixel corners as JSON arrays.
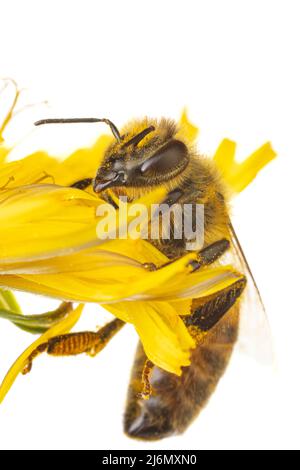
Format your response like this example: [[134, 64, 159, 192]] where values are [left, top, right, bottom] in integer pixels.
[[123, 126, 155, 147], [34, 117, 122, 142]]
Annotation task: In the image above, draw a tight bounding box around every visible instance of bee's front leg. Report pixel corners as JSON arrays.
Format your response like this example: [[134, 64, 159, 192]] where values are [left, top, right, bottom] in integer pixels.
[[70, 178, 120, 209], [22, 318, 124, 375], [70, 178, 93, 190]]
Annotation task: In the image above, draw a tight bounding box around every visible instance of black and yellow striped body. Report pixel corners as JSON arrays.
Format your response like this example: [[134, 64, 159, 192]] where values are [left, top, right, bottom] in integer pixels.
[[102, 118, 247, 440], [65, 116, 248, 440]]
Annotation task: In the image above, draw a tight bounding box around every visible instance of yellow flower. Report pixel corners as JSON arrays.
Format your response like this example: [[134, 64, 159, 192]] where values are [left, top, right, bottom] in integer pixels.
[[0, 81, 276, 401], [0, 182, 242, 397]]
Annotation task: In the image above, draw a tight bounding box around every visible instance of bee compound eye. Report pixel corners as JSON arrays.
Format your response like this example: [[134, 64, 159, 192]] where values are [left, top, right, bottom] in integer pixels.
[[140, 140, 188, 176]]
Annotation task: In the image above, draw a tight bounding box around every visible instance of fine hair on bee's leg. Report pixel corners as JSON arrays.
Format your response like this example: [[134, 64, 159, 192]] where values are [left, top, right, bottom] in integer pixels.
[[124, 276, 246, 441], [22, 318, 124, 375]]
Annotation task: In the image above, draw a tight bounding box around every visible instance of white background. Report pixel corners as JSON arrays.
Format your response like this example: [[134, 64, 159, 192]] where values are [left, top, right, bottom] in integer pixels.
[[0, 0, 299, 450]]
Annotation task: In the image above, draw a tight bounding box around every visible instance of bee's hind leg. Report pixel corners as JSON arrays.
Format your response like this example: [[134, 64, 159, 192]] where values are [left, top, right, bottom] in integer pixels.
[[137, 359, 154, 400], [22, 318, 124, 375], [86, 318, 124, 356], [186, 276, 247, 332], [185, 238, 246, 332], [22, 343, 48, 375]]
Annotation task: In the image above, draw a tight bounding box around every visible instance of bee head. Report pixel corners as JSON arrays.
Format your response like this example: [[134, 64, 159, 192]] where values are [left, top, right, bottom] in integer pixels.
[[34, 115, 190, 194], [93, 118, 190, 193]]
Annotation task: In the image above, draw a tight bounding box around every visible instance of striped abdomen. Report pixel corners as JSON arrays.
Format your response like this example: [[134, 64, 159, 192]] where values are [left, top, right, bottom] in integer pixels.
[[124, 304, 239, 440]]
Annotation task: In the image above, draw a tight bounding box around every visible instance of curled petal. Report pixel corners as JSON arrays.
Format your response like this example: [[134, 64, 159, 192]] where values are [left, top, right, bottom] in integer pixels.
[[106, 302, 195, 375], [0, 252, 243, 305], [0, 184, 166, 264], [0, 304, 84, 403]]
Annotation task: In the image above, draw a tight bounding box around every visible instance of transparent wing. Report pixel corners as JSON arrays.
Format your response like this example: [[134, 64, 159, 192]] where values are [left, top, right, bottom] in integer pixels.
[[223, 221, 274, 365]]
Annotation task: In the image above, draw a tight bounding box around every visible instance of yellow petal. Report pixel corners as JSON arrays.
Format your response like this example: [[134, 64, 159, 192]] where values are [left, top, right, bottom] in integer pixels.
[[106, 301, 195, 375], [0, 234, 243, 306], [144, 265, 244, 302], [0, 304, 83, 403], [49, 135, 112, 187], [0, 185, 101, 263], [0, 184, 166, 264], [0, 79, 20, 145], [0, 146, 11, 165], [214, 139, 276, 194], [176, 108, 199, 143]]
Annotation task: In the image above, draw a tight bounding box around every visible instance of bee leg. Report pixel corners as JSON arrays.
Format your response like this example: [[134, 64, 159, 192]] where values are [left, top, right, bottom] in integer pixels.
[[70, 179, 120, 209], [87, 318, 125, 356], [142, 262, 157, 271], [70, 178, 93, 190], [101, 193, 119, 209], [22, 343, 48, 375], [137, 359, 154, 400], [188, 238, 230, 272], [142, 239, 230, 273], [186, 276, 247, 332], [22, 318, 124, 375]]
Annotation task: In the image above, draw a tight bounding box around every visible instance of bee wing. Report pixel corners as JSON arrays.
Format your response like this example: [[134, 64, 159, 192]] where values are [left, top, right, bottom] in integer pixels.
[[224, 221, 274, 365]]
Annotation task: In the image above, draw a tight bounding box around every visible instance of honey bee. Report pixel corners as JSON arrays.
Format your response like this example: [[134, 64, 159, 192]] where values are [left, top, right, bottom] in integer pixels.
[[32, 115, 268, 440]]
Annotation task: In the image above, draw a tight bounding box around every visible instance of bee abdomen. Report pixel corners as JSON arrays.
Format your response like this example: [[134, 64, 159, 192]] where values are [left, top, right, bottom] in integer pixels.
[[47, 332, 99, 356], [124, 306, 239, 441]]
